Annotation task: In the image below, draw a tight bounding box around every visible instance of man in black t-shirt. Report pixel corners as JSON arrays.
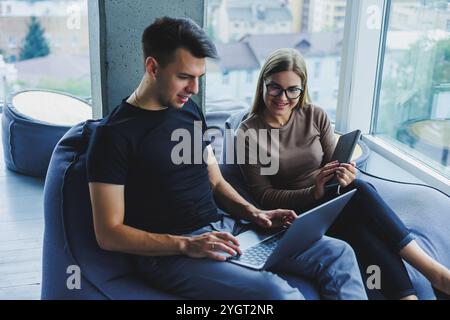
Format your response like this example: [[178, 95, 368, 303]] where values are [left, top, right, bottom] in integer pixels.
[[86, 17, 367, 300]]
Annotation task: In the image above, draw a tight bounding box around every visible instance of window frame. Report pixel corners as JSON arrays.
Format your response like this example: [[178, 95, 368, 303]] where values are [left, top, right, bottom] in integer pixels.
[[336, 0, 450, 194]]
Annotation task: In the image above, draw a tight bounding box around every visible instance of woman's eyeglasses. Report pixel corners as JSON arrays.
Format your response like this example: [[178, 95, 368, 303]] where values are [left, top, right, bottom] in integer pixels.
[[265, 83, 303, 100]]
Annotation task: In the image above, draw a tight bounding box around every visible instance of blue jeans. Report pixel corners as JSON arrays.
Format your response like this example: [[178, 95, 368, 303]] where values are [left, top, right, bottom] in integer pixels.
[[134, 215, 368, 300], [323, 179, 417, 299]]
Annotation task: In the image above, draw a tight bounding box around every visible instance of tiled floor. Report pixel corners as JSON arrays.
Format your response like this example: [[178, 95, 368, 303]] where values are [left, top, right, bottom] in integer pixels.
[[0, 114, 430, 300]]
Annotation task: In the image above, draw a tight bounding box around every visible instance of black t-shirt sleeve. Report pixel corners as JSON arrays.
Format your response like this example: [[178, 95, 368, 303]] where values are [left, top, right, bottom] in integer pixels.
[[193, 102, 211, 146], [86, 125, 130, 185]]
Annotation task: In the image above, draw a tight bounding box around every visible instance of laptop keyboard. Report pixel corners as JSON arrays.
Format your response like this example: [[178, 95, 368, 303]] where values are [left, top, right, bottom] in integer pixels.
[[230, 232, 285, 266]]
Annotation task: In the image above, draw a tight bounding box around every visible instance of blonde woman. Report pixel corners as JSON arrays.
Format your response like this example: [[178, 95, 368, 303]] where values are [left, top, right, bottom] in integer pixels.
[[237, 48, 450, 300]]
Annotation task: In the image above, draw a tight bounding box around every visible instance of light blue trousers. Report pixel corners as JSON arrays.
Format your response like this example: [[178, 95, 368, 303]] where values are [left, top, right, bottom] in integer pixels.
[[134, 215, 368, 300]]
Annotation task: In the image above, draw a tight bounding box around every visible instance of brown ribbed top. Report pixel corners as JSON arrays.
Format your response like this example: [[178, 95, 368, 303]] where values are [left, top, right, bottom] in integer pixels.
[[237, 104, 337, 210]]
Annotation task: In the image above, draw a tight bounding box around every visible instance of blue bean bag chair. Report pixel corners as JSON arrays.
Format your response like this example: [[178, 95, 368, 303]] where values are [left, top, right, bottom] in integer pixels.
[[41, 119, 320, 300], [220, 110, 450, 300], [42, 113, 450, 300], [42, 120, 179, 299], [1, 102, 70, 178]]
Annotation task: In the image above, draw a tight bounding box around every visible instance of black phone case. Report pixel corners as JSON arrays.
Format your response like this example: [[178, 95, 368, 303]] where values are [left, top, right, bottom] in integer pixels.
[[325, 129, 361, 188]]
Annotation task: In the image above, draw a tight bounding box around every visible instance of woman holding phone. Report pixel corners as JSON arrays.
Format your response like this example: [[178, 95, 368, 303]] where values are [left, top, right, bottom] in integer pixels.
[[237, 48, 450, 299]]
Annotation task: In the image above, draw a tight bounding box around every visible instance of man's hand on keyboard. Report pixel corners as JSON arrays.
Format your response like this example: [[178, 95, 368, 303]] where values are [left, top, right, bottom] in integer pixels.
[[252, 209, 297, 229], [182, 231, 242, 261]]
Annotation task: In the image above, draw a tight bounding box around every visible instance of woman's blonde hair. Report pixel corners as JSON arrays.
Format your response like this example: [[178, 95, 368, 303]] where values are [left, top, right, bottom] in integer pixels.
[[250, 48, 310, 115]]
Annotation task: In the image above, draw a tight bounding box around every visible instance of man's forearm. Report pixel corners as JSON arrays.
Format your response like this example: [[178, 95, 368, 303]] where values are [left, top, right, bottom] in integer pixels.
[[213, 179, 259, 222], [97, 223, 189, 256]]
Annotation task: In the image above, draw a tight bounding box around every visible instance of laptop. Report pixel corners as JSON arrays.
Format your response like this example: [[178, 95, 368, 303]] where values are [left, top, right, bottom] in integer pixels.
[[222, 189, 356, 270]]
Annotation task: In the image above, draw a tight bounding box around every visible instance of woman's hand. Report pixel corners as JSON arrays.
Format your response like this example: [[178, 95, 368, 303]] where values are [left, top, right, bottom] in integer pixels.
[[313, 160, 340, 200], [252, 209, 298, 229], [336, 162, 357, 188], [183, 231, 242, 261]]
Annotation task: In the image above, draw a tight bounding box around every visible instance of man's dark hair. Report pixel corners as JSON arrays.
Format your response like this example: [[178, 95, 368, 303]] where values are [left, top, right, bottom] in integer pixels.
[[142, 16, 218, 67]]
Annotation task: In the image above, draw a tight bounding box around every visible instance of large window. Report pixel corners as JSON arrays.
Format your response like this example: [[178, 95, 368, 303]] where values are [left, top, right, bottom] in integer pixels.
[[205, 0, 347, 121], [375, 0, 450, 179], [0, 0, 91, 104]]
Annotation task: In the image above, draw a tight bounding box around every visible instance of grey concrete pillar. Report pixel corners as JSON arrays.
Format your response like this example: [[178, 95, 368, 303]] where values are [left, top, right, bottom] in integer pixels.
[[88, 0, 206, 118]]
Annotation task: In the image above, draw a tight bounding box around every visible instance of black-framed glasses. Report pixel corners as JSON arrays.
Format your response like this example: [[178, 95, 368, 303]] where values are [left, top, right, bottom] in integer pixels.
[[265, 83, 303, 100]]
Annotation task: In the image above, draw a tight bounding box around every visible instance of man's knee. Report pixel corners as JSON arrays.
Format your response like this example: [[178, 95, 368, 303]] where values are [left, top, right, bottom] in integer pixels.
[[318, 237, 358, 268], [248, 272, 304, 300], [332, 238, 356, 258]]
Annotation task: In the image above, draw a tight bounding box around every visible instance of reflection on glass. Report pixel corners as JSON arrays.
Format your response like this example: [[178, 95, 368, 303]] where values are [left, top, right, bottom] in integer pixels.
[[0, 0, 91, 102], [376, 0, 450, 178], [205, 0, 347, 121]]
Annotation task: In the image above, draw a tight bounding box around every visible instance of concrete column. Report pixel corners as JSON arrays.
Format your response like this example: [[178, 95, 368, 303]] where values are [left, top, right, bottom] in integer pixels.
[[88, 0, 206, 117]]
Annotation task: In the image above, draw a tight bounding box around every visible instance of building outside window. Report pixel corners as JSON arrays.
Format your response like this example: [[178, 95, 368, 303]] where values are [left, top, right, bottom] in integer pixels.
[[314, 60, 321, 78], [246, 70, 253, 83], [222, 71, 230, 85], [7, 36, 17, 48], [0, 0, 91, 104], [336, 59, 340, 77], [205, 0, 347, 121], [312, 90, 319, 102], [374, 0, 450, 179]]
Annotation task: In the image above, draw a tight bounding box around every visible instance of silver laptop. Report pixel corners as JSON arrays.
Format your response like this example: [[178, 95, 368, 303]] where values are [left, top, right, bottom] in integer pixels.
[[222, 189, 356, 270]]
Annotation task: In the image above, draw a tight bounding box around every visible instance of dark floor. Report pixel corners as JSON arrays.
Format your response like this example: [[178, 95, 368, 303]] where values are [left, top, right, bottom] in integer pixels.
[[0, 134, 44, 300]]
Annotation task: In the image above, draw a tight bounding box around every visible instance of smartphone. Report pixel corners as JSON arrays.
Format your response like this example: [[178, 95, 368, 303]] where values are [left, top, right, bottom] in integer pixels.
[[325, 129, 361, 188]]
